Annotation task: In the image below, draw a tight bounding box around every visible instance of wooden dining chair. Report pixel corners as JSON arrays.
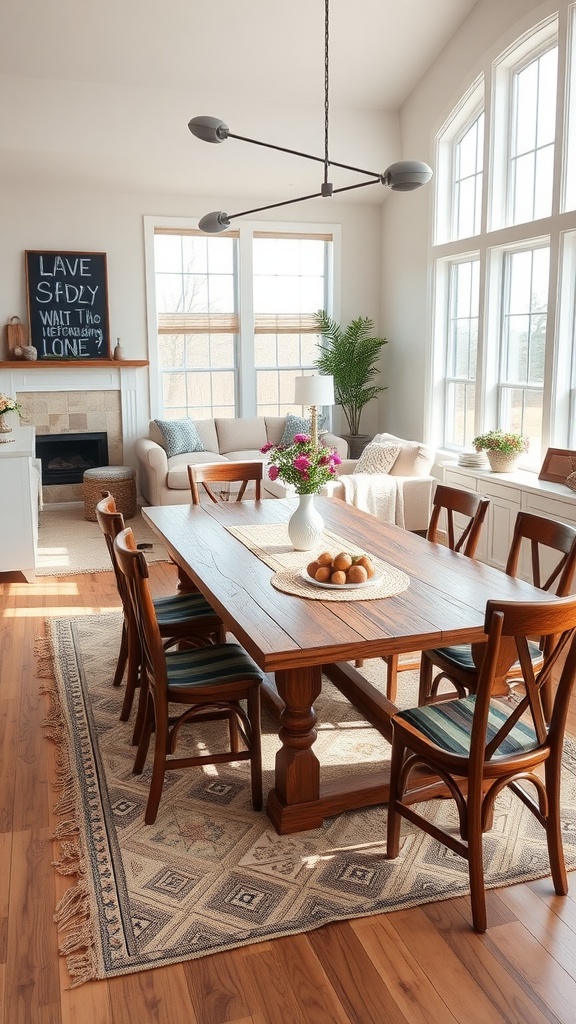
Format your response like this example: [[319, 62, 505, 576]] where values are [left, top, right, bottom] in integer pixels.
[[113, 526, 263, 825], [188, 461, 263, 505], [418, 512, 576, 715], [95, 492, 225, 730], [374, 484, 490, 703], [387, 593, 576, 932]]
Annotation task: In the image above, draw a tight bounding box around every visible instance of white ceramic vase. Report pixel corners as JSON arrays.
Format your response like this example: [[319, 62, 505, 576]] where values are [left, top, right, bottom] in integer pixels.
[[287, 493, 324, 551]]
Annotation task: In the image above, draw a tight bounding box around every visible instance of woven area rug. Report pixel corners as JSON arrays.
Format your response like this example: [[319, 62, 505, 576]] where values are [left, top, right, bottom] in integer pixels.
[[37, 506, 169, 575], [40, 613, 576, 986]]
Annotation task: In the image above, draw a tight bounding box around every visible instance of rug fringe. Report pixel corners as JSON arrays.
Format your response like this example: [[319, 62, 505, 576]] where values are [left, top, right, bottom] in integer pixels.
[[37, 627, 99, 988]]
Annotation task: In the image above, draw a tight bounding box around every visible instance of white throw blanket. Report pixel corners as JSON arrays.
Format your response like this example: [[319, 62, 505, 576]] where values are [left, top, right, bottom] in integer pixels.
[[339, 473, 405, 528]]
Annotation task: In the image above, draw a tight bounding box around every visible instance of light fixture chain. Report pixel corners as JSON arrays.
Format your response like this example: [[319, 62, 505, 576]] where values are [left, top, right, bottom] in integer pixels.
[[324, 0, 330, 185]]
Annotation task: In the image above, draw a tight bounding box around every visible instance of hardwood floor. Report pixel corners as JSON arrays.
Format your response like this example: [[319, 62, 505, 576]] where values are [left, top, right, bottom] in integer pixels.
[[2, 561, 576, 1024]]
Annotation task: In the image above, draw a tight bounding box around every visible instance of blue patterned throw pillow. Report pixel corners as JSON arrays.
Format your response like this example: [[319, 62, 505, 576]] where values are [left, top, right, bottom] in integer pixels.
[[154, 418, 205, 458], [280, 413, 313, 446]]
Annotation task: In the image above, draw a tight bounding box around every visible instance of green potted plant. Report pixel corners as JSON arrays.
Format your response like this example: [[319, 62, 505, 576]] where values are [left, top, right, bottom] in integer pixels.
[[473, 429, 529, 472], [312, 310, 387, 459]]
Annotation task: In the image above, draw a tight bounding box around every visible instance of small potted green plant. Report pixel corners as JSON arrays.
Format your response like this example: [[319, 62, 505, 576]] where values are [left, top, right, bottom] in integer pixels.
[[473, 430, 528, 472]]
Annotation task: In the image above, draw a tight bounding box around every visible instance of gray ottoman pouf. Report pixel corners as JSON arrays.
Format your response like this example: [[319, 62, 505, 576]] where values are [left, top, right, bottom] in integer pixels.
[[83, 465, 137, 521]]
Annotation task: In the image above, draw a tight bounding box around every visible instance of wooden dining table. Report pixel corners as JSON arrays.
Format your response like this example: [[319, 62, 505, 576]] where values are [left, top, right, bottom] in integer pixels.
[[142, 496, 553, 834]]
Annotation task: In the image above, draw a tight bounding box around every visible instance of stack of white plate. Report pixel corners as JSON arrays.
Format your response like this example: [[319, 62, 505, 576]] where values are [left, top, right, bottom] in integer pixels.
[[458, 451, 488, 468]]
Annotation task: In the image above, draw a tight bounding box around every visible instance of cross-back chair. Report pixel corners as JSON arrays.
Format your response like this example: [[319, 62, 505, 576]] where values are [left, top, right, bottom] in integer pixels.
[[95, 492, 225, 730], [187, 461, 263, 505], [375, 484, 490, 703], [419, 511, 576, 715], [387, 593, 576, 932], [113, 526, 263, 825]]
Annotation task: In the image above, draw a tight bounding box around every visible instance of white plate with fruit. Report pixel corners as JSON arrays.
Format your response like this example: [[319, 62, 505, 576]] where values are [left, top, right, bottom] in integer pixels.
[[302, 551, 381, 590]]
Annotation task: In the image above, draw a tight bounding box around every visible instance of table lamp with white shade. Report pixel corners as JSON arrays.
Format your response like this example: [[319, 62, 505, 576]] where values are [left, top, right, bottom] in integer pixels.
[[294, 374, 335, 448]]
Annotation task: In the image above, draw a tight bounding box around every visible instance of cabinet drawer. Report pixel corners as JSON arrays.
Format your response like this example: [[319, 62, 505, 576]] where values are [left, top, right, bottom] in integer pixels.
[[522, 490, 576, 525], [444, 469, 478, 490], [478, 479, 522, 504]]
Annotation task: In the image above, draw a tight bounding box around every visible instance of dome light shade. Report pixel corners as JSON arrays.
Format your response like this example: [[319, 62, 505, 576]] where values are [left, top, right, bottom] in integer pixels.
[[197, 211, 232, 233], [382, 160, 433, 192], [188, 116, 230, 144]]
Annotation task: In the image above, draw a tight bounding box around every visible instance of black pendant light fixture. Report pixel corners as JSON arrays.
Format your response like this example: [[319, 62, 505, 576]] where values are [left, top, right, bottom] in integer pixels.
[[188, 0, 433, 233]]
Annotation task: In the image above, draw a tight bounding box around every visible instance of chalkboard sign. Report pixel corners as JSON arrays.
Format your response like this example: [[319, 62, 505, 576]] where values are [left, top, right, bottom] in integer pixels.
[[25, 250, 111, 360]]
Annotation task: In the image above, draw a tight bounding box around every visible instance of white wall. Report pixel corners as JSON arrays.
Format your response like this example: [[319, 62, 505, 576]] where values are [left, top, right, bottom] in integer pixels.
[[381, 0, 559, 444], [0, 186, 383, 439]]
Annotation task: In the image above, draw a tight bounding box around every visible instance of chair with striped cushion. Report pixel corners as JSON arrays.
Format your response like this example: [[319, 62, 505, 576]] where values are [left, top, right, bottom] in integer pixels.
[[95, 492, 225, 731], [114, 526, 263, 825], [362, 483, 490, 702], [419, 512, 576, 715], [387, 593, 576, 932]]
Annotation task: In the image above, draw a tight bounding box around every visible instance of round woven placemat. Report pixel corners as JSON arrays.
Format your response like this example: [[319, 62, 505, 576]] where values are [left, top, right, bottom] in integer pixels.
[[271, 562, 410, 601]]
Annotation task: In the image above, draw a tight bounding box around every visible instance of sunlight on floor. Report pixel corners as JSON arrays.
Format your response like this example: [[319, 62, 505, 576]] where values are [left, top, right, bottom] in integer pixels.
[[3, 602, 120, 619]]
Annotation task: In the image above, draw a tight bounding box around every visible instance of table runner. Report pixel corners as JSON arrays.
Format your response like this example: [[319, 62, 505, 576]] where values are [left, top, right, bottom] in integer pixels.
[[226, 522, 410, 600]]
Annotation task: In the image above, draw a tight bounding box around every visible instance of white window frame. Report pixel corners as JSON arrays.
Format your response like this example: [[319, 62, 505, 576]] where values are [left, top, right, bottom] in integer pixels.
[[434, 76, 484, 245], [143, 216, 341, 420], [429, 10, 576, 469]]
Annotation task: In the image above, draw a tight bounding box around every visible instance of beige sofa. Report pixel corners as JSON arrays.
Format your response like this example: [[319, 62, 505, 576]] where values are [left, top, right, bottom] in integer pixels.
[[135, 416, 348, 506], [135, 420, 434, 532], [323, 432, 435, 533]]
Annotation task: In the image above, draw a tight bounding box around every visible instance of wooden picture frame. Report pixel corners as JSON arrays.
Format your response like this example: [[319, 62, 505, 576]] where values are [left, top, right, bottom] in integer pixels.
[[538, 447, 576, 484], [25, 250, 111, 360]]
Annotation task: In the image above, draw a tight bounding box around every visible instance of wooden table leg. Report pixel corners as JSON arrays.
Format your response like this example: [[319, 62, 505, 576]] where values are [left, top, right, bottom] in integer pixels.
[[266, 665, 324, 833]]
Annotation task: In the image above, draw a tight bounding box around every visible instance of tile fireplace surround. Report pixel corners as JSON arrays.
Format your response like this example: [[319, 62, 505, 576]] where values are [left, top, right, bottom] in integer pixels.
[[0, 363, 148, 503]]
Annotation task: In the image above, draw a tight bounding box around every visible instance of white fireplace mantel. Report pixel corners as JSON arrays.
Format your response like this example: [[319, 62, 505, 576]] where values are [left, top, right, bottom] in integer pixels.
[[0, 362, 150, 462]]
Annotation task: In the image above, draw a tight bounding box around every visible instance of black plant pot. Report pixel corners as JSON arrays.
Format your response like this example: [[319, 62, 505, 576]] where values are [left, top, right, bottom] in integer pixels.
[[344, 434, 372, 459]]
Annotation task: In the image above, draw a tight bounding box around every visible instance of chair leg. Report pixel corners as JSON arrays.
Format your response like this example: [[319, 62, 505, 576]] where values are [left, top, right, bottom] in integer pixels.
[[466, 787, 487, 933], [112, 621, 128, 688], [144, 697, 169, 825], [385, 654, 399, 704], [228, 709, 241, 753], [120, 622, 141, 723], [386, 735, 405, 859], [544, 755, 569, 895], [133, 686, 153, 774], [248, 687, 263, 812], [418, 652, 434, 706]]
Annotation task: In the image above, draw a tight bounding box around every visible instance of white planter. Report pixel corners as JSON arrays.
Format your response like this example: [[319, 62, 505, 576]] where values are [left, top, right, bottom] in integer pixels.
[[287, 493, 324, 551]]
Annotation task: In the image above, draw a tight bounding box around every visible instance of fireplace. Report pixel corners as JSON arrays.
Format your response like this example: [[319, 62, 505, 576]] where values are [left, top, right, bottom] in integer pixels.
[[36, 431, 109, 485]]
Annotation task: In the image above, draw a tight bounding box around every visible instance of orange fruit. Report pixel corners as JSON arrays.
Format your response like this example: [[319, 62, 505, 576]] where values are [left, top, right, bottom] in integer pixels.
[[307, 560, 320, 579], [315, 566, 332, 582], [330, 570, 347, 585], [333, 551, 353, 571], [355, 554, 376, 578], [347, 564, 368, 585], [317, 551, 334, 566]]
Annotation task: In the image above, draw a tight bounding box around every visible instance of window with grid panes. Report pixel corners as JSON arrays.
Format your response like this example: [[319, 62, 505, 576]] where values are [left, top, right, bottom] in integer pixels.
[[151, 227, 332, 421], [430, 11, 576, 468]]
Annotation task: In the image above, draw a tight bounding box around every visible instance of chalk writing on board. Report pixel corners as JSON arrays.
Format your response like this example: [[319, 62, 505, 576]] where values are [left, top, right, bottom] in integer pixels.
[[25, 251, 111, 359]]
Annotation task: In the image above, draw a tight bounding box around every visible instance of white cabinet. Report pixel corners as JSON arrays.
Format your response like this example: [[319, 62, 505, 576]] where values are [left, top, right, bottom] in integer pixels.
[[0, 425, 38, 580], [442, 462, 576, 588]]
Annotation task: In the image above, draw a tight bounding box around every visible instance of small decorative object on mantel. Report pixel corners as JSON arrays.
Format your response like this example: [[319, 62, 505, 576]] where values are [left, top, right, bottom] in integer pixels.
[[261, 432, 342, 550], [0, 392, 22, 442], [5, 316, 37, 359], [472, 430, 529, 473], [113, 337, 125, 361]]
